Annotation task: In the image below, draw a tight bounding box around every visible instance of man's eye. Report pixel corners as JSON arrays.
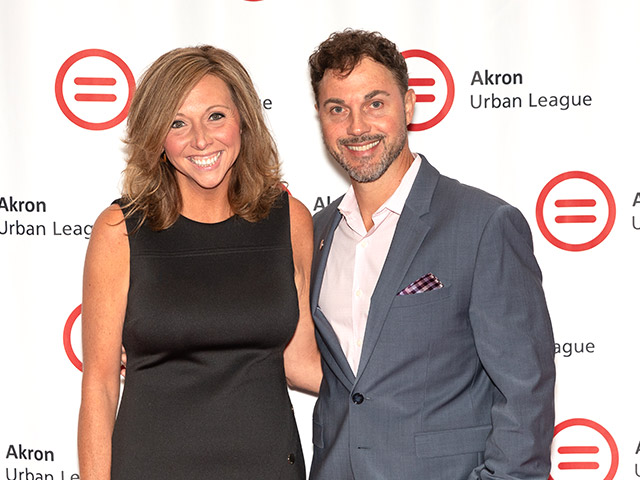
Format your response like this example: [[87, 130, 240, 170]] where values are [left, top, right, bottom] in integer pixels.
[[330, 106, 344, 114], [371, 100, 383, 108]]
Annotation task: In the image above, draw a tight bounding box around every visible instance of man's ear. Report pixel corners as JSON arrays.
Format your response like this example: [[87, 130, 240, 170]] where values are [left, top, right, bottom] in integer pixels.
[[404, 89, 416, 125]]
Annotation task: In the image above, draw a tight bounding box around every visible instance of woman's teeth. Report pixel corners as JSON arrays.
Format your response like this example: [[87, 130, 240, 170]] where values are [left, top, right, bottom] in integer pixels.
[[189, 152, 221, 167]]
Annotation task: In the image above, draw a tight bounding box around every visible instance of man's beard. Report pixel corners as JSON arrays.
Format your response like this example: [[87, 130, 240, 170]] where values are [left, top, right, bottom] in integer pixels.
[[326, 131, 407, 183]]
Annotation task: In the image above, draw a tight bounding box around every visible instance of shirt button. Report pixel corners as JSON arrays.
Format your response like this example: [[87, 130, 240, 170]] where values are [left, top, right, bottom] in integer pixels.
[[288, 453, 295, 464], [356, 338, 363, 347], [355, 289, 362, 297], [352, 392, 365, 404]]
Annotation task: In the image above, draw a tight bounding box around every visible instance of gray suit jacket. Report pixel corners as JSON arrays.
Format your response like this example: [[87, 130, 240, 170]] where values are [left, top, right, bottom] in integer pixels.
[[309, 156, 555, 480]]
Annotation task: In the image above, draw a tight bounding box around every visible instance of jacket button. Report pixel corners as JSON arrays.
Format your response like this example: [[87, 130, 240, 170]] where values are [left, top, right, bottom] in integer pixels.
[[288, 453, 295, 464], [352, 392, 364, 404]]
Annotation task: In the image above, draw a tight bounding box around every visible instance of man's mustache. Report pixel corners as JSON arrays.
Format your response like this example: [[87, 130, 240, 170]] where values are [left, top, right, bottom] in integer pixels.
[[338, 134, 384, 146]]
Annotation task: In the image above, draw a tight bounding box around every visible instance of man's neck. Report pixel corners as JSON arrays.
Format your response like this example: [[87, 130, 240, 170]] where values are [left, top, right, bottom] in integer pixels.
[[351, 148, 414, 231]]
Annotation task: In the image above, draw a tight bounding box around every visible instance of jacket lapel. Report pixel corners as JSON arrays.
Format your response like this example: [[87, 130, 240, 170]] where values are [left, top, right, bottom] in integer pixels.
[[355, 156, 440, 381], [311, 202, 357, 387]]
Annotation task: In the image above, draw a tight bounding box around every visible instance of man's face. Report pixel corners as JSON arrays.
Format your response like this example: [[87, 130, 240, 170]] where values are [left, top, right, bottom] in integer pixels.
[[316, 57, 415, 183]]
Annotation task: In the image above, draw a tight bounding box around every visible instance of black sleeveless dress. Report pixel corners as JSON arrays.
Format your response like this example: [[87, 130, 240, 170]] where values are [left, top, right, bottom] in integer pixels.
[[111, 193, 305, 479]]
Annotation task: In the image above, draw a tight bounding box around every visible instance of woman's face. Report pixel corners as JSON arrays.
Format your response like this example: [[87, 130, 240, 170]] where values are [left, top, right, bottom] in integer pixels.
[[164, 74, 242, 200]]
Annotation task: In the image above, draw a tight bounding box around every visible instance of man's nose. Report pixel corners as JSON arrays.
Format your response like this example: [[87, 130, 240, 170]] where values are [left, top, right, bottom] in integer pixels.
[[346, 110, 370, 137]]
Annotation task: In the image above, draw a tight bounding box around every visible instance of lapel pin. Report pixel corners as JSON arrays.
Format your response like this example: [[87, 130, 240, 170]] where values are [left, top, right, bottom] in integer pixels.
[[319, 239, 325, 250]]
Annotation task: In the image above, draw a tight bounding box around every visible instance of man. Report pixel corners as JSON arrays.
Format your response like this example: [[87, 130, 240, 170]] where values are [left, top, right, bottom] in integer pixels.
[[307, 29, 555, 480]]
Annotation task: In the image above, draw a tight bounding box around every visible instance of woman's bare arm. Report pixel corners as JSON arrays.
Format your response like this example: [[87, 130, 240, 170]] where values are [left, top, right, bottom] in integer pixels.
[[78, 205, 129, 479]]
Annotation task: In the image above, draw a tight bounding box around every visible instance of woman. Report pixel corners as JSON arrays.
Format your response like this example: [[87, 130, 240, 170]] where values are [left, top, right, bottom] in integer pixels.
[[78, 45, 321, 479]]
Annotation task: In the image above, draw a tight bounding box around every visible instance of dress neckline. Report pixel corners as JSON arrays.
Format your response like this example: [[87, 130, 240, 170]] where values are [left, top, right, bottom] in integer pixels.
[[178, 213, 238, 226]]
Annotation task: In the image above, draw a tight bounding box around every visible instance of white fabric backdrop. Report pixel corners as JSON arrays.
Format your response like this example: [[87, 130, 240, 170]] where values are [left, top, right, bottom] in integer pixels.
[[1, 1, 638, 478]]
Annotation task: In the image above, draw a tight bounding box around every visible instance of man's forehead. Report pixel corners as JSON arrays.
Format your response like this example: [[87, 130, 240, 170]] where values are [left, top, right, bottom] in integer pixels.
[[318, 72, 401, 105]]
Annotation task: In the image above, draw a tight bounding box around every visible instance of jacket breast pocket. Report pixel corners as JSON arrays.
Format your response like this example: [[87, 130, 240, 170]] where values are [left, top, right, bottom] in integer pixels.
[[391, 284, 452, 309], [415, 424, 491, 459]]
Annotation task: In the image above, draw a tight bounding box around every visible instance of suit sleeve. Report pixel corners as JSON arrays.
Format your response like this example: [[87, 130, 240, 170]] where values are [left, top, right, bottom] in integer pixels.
[[467, 204, 556, 480]]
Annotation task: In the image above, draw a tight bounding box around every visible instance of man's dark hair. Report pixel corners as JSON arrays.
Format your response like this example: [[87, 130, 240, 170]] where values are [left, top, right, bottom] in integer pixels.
[[308, 29, 409, 102]]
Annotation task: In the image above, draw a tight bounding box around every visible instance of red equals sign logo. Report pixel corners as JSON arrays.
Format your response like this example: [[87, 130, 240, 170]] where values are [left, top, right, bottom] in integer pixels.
[[549, 418, 618, 480], [554, 198, 597, 224], [74, 76, 117, 102], [55, 49, 135, 130], [557, 445, 600, 471], [536, 171, 616, 251], [409, 77, 436, 104], [402, 50, 454, 131]]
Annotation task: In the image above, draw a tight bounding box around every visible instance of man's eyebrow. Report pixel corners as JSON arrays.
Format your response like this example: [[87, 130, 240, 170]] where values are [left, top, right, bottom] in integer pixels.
[[322, 97, 346, 108], [364, 90, 390, 100], [322, 90, 391, 108]]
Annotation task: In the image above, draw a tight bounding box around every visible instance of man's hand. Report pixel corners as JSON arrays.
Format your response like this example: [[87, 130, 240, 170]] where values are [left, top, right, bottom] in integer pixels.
[[120, 345, 127, 378]]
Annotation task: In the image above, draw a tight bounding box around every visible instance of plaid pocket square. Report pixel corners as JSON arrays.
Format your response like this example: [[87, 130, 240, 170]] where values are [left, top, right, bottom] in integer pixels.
[[397, 273, 443, 296]]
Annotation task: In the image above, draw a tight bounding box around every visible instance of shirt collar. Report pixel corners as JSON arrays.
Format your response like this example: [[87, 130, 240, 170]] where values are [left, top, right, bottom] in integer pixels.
[[338, 154, 422, 230]]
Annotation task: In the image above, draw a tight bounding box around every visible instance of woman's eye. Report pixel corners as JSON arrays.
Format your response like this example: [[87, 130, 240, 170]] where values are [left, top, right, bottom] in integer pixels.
[[170, 120, 185, 129], [209, 112, 225, 121]]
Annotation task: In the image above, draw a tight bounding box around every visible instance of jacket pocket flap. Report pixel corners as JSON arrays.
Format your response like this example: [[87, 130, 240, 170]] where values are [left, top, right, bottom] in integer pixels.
[[415, 424, 491, 459], [312, 421, 324, 448]]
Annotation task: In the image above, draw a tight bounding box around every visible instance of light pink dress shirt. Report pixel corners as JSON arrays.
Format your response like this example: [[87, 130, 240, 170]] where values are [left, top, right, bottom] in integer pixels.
[[318, 155, 421, 374]]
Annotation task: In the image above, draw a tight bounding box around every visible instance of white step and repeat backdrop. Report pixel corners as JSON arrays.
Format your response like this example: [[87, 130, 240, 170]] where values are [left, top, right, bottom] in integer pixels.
[[1, 0, 639, 478]]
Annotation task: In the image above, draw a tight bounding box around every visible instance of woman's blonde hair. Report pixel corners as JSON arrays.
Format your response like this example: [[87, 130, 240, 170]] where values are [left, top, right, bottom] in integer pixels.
[[122, 45, 283, 230]]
